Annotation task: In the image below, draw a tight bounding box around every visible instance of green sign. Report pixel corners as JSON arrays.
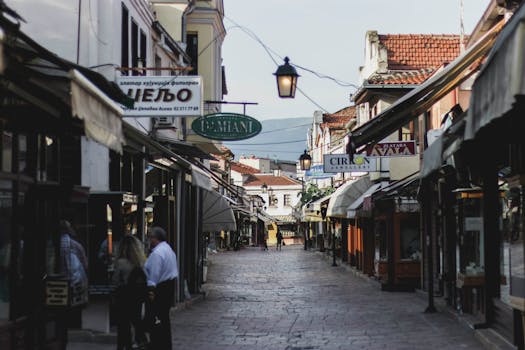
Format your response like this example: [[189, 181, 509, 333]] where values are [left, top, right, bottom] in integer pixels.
[[191, 113, 262, 141]]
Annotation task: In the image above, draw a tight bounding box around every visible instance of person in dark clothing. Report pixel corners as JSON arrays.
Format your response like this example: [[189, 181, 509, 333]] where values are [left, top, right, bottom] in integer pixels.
[[112, 235, 148, 350], [276, 228, 283, 251], [144, 227, 178, 350]]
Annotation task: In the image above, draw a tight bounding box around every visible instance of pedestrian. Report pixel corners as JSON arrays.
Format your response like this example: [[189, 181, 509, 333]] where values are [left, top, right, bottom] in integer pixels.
[[144, 227, 178, 350], [112, 235, 148, 350], [276, 228, 283, 251]]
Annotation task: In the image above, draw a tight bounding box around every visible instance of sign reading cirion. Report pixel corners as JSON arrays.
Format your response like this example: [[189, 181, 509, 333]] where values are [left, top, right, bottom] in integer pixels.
[[191, 113, 262, 141], [323, 154, 377, 173]]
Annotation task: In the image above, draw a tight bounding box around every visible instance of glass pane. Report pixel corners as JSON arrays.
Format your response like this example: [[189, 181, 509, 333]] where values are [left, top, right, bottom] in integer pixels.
[[400, 216, 420, 260], [0, 180, 12, 321], [2, 132, 13, 172]]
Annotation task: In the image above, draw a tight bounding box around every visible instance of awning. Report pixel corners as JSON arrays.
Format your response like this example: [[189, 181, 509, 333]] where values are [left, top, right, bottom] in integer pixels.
[[257, 211, 274, 224], [347, 181, 389, 219], [0, 15, 132, 152], [123, 123, 191, 170], [191, 164, 212, 190], [421, 115, 467, 178], [349, 19, 505, 151], [421, 134, 444, 178], [372, 172, 420, 213], [327, 176, 371, 218], [70, 69, 124, 153], [0, 28, 4, 74], [465, 5, 525, 140], [202, 189, 237, 232], [273, 215, 296, 223]]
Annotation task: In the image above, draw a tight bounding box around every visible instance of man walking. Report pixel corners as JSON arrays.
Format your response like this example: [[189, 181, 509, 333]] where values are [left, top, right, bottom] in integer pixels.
[[145, 227, 178, 350]]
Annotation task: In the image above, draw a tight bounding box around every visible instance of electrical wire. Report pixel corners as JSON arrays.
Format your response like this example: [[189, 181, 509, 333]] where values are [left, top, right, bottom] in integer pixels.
[[224, 16, 358, 89]]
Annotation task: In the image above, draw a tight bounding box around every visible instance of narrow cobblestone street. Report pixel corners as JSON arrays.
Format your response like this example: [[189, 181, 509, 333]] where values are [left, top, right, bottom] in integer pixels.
[[172, 245, 484, 350]]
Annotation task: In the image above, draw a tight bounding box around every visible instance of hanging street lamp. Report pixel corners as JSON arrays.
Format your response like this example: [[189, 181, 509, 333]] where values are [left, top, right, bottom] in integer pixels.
[[299, 150, 312, 171], [274, 57, 300, 98]]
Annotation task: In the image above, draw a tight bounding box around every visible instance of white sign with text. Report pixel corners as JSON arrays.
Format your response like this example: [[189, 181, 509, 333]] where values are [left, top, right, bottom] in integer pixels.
[[117, 76, 202, 117], [323, 154, 377, 173]]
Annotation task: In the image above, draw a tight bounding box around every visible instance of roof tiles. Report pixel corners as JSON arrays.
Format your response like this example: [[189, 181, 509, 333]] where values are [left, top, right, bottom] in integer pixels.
[[379, 34, 461, 70], [321, 106, 356, 129], [231, 162, 260, 174], [244, 174, 301, 187]]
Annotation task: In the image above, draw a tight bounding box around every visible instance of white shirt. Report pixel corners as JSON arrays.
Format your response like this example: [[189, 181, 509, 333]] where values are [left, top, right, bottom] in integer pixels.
[[144, 241, 178, 287]]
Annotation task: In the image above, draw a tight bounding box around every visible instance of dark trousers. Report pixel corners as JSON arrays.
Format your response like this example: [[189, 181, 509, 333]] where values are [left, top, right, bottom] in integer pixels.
[[116, 294, 146, 350], [150, 279, 175, 350]]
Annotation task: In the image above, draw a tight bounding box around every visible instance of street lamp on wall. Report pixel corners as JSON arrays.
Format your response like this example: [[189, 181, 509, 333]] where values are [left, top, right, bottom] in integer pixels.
[[274, 57, 300, 98], [299, 150, 312, 171]]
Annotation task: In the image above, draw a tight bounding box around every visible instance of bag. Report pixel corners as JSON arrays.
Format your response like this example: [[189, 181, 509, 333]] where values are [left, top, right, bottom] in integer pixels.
[[282, 241, 286, 246], [66, 237, 88, 306]]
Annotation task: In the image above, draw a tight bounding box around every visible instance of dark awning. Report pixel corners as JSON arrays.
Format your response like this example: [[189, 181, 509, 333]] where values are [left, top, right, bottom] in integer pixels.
[[349, 20, 504, 152], [465, 4, 525, 140], [0, 13, 132, 152]]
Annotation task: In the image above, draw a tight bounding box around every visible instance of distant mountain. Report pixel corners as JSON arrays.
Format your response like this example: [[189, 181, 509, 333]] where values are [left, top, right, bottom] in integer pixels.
[[225, 117, 311, 162]]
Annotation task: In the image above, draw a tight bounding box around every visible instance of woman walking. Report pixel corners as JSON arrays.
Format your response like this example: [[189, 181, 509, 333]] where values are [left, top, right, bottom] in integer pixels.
[[276, 228, 283, 251], [112, 235, 148, 350]]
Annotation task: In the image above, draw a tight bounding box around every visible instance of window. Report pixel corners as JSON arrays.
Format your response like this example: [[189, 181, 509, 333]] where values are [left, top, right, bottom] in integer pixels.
[[283, 194, 291, 207], [399, 121, 415, 141], [140, 30, 147, 75], [400, 215, 420, 260], [269, 194, 277, 207], [187, 33, 198, 75], [155, 55, 162, 76], [121, 4, 129, 75], [131, 20, 139, 76]]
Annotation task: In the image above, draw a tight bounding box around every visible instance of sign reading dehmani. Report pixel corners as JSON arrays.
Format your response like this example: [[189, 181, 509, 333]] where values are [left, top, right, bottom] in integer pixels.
[[191, 113, 262, 141], [323, 154, 377, 173], [117, 76, 202, 117]]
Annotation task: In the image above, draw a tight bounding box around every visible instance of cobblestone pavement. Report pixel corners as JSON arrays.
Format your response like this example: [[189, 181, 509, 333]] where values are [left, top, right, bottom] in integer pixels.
[[171, 245, 484, 350]]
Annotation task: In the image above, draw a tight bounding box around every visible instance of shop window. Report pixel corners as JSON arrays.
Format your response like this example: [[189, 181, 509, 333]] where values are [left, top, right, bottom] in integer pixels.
[[1, 131, 12, 172], [457, 195, 484, 276], [400, 215, 420, 260], [0, 180, 12, 320], [375, 220, 387, 261], [501, 184, 525, 307], [37, 135, 59, 182]]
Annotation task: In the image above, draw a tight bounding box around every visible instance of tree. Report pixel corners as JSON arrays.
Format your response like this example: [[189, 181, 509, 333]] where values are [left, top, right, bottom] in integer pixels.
[[299, 183, 335, 205]]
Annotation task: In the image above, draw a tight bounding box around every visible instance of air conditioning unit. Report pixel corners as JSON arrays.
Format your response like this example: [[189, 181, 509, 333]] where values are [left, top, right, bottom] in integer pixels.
[[155, 116, 176, 129]]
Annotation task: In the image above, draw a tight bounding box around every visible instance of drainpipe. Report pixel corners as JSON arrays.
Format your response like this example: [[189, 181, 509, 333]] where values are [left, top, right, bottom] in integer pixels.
[[182, 0, 196, 44]]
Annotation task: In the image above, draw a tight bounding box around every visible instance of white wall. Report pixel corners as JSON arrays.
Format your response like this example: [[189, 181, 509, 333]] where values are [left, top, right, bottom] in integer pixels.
[[245, 185, 301, 217], [81, 138, 109, 191]]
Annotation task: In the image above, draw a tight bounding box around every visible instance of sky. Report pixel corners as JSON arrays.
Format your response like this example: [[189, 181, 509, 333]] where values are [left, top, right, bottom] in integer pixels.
[[221, 0, 490, 121]]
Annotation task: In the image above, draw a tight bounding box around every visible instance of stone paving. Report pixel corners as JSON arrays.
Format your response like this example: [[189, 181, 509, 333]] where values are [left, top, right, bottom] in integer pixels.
[[171, 245, 484, 350]]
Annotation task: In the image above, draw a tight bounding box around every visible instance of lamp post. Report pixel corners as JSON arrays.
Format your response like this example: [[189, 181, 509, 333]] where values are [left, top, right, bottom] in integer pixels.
[[274, 57, 300, 98], [299, 150, 312, 250]]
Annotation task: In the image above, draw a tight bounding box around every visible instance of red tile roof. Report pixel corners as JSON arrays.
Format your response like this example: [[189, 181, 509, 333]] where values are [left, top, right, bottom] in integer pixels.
[[379, 34, 461, 70], [244, 174, 301, 187], [231, 162, 260, 175], [321, 106, 356, 129], [367, 68, 435, 85]]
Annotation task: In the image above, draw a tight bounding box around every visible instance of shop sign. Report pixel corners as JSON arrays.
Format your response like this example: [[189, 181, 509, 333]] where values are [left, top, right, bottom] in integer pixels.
[[323, 154, 377, 173], [365, 141, 416, 157], [117, 76, 202, 117], [305, 164, 332, 179], [191, 113, 262, 141], [45, 280, 69, 307]]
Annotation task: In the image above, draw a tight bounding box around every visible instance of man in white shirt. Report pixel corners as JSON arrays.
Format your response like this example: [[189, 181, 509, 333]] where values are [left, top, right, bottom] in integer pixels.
[[144, 227, 178, 350]]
